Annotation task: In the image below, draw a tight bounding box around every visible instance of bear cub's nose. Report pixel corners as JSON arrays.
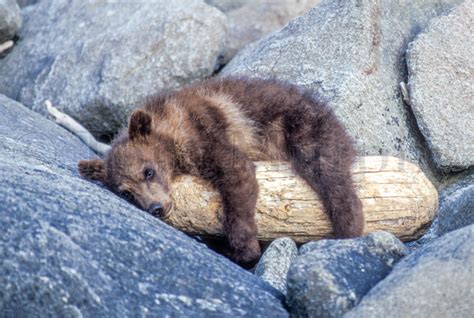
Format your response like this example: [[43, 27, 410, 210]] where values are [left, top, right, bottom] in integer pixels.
[[148, 203, 165, 217]]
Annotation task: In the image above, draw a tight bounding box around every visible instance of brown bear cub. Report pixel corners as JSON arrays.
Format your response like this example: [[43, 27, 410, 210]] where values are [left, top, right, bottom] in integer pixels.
[[78, 77, 364, 266]]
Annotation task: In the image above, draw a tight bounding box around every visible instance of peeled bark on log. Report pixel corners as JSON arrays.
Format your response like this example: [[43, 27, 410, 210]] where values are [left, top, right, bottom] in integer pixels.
[[166, 156, 438, 243]]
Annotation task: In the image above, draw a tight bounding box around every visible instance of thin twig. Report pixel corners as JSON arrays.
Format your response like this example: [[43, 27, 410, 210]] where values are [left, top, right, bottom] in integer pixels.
[[45, 100, 111, 155]]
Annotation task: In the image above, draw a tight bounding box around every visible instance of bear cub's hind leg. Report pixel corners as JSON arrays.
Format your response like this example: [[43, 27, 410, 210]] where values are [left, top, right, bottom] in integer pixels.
[[286, 110, 365, 239]]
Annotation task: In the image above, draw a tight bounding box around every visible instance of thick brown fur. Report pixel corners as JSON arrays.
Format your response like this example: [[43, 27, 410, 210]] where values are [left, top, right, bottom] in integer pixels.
[[78, 77, 364, 267]]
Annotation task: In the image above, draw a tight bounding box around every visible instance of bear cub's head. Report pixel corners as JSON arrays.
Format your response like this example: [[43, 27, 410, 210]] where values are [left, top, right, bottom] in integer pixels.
[[78, 109, 173, 218]]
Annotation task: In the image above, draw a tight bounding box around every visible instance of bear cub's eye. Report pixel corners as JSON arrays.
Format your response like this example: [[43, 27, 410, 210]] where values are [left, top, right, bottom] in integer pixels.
[[144, 168, 155, 181]]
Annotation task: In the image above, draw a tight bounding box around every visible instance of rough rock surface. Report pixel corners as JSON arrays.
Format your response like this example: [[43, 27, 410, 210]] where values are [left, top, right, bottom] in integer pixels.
[[0, 95, 288, 317], [216, 0, 321, 62], [254, 237, 298, 296], [0, 0, 21, 42], [406, 2, 474, 171], [16, 0, 38, 8], [222, 0, 463, 169], [286, 232, 408, 318], [433, 172, 474, 237], [0, 0, 227, 138], [346, 225, 474, 318], [407, 170, 474, 251]]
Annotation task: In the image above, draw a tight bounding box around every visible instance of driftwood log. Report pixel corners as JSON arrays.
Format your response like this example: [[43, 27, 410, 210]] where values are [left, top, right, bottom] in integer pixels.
[[167, 156, 437, 242]]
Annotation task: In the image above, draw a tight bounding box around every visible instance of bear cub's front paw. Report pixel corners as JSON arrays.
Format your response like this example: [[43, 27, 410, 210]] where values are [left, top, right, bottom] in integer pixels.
[[231, 238, 261, 269]]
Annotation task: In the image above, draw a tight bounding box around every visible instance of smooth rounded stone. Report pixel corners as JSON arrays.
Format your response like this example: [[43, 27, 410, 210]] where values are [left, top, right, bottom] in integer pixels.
[[0, 0, 227, 138], [0, 95, 288, 317], [434, 172, 474, 237], [222, 0, 463, 172], [0, 0, 21, 42], [346, 225, 474, 318], [218, 0, 321, 62], [406, 2, 474, 171], [254, 237, 298, 295], [407, 170, 474, 250], [286, 232, 408, 318]]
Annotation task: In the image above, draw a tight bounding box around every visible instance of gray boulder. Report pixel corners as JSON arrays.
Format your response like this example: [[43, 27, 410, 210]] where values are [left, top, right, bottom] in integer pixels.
[[222, 0, 463, 170], [286, 232, 408, 318], [346, 225, 474, 318], [254, 237, 298, 296], [406, 1, 474, 171], [215, 0, 321, 62], [0, 95, 288, 317], [433, 172, 474, 237], [0, 0, 227, 138], [407, 171, 474, 250], [0, 0, 21, 42]]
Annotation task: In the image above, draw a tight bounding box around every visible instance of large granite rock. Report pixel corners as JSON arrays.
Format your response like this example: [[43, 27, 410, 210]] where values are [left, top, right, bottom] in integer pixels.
[[211, 0, 321, 62], [286, 232, 408, 318], [222, 0, 462, 170], [0, 0, 227, 138], [254, 237, 298, 296], [0, 95, 288, 317], [407, 170, 474, 251], [433, 172, 474, 237], [406, 2, 473, 171], [0, 0, 21, 42], [346, 225, 474, 318]]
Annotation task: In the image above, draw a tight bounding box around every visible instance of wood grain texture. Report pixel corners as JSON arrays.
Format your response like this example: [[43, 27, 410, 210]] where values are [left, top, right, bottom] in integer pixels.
[[166, 156, 438, 242]]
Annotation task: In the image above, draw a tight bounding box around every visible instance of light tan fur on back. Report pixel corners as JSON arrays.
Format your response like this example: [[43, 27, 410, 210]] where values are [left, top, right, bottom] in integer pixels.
[[153, 98, 191, 145], [200, 91, 266, 160]]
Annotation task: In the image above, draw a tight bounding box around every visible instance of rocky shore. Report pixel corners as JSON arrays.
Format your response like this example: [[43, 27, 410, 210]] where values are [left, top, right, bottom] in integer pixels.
[[0, 1, 472, 316]]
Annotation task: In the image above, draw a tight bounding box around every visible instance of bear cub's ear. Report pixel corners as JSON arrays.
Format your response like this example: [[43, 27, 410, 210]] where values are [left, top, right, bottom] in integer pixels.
[[129, 109, 152, 140], [78, 159, 106, 182]]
